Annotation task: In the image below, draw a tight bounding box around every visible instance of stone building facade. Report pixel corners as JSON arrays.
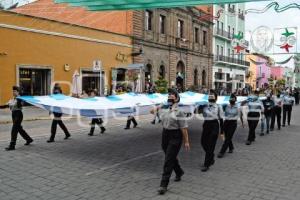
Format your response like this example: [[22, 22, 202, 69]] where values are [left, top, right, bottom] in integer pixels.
[[131, 8, 213, 90]]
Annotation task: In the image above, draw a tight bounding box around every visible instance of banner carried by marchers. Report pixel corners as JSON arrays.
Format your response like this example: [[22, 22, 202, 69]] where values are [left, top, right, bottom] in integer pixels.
[[18, 92, 251, 118]]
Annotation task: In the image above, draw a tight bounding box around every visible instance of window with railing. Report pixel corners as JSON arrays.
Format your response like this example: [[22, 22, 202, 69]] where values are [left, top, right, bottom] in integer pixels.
[[178, 19, 184, 38], [145, 10, 153, 31], [159, 15, 166, 34]]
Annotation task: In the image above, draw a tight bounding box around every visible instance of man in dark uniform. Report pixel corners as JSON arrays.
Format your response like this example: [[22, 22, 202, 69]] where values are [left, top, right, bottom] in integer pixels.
[[282, 91, 295, 127], [47, 83, 71, 143], [0, 86, 33, 151], [260, 94, 275, 135], [195, 90, 223, 172], [270, 93, 283, 131], [88, 89, 106, 135], [151, 88, 190, 195]]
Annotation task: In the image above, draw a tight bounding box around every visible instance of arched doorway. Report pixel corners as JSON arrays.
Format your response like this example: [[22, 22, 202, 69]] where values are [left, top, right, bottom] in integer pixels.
[[159, 65, 165, 79], [202, 70, 206, 86], [145, 64, 152, 84], [194, 69, 199, 87], [176, 61, 185, 92]]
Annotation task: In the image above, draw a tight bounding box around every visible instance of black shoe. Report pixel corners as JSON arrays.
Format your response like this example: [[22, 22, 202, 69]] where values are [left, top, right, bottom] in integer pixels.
[[217, 153, 224, 158], [260, 133, 264, 136], [24, 139, 33, 146], [201, 166, 209, 172], [174, 171, 184, 182], [278, 127, 281, 130], [228, 149, 233, 154], [157, 187, 167, 195], [5, 146, 15, 151], [88, 133, 94, 136], [133, 124, 138, 128], [266, 130, 269, 134], [282, 125, 285, 127], [101, 128, 106, 134], [158, 120, 162, 123], [246, 141, 252, 145], [47, 140, 54, 143], [124, 127, 130, 130], [210, 159, 215, 166], [64, 134, 71, 140], [151, 120, 155, 125], [288, 123, 290, 126], [270, 128, 274, 132]]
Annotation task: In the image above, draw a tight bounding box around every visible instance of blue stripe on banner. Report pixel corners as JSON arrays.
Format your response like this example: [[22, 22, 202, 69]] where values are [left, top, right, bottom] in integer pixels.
[[127, 92, 138, 96], [185, 91, 196, 96], [106, 95, 122, 101], [202, 95, 209, 101], [223, 96, 230, 102], [43, 105, 62, 113], [115, 107, 135, 114], [82, 97, 98, 102], [147, 94, 159, 99], [80, 109, 98, 117], [50, 94, 69, 100], [18, 96, 41, 103]]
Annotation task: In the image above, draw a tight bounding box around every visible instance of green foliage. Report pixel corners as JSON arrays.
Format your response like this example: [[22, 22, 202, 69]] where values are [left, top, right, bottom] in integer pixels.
[[155, 77, 168, 93]]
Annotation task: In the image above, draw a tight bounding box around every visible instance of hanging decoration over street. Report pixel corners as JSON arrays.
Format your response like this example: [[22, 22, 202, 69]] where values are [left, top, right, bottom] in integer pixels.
[[231, 32, 248, 54], [274, 28, 297, 53], [249, 55, 295, 65]]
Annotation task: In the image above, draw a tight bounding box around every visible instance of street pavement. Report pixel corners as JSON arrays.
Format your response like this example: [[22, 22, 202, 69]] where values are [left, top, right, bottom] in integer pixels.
[[0, 106, 300, 200]]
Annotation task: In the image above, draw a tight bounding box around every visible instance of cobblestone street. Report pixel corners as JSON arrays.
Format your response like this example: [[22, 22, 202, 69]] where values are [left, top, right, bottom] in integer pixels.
[[0, 106, 300, 200]]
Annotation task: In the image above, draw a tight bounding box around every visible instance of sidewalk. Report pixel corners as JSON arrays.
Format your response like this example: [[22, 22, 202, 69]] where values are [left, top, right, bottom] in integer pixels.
[[0, 106, 52, 124]]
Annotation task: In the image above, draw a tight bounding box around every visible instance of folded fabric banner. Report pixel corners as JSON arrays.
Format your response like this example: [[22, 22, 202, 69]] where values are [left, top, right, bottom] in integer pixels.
[[18, 92, 250, 118]]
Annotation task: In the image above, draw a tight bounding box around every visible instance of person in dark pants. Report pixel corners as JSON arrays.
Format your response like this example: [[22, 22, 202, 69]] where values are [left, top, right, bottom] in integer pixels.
[[293, 89, 299, 105], [270, 93, 282, 131], [260, 94, 275, 135], [218, 94, 243, 158], [242, 90, 264, 145], [196, 90, 223, 172], [124, 115, 138, 129], [282, 92, 295, 127], [151, 88, 190, 195], [0, 86, 33, 151], [47, 83, 70, 143], [87, 89, 106, 136]]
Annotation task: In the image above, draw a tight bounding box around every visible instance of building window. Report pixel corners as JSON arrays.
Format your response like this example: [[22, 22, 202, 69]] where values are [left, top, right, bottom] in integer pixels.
[[177, 19, 184, 38], [217, 21, 220, 30], [228, 25, 231, 38], [202, 70, 206, 86], [159, 15, 166, 34], [159, 65, 165, 79], [221, 46, 224, 56], [194, 69, 199, 86], [145, 10, 153, 31], [232, 28, 235, 37], [228, 48, 231, 57], [221, 22, 224, 33], [203, 30, 207, 46], [217, 45, 220, 57], [194, 27, 199, 43]]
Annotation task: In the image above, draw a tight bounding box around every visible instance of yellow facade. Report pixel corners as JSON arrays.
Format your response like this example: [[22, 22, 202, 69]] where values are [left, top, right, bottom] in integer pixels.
[[245, 54, 257, 90], [0, 10, 133, 105]]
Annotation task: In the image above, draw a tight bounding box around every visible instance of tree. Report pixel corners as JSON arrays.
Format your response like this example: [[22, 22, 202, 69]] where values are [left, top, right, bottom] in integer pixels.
[[155, 77, 168, 93]]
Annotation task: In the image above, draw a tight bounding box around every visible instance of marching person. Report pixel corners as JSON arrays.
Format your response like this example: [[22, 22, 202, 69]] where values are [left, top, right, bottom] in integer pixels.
[[260, 94, 275, 135], [195, 90, 223, 172], [151, 88, 190, 195], [124, 115, 138, 129], [242, 90, 264, 145], [47, 83, 71, 143], [0, 86, 33, 151], [151, 108, 161, 124], [88, 89, 106, 136], [282, 91, 295, 127], [270, 93, 282, 131], [217, 94, 243, 158]]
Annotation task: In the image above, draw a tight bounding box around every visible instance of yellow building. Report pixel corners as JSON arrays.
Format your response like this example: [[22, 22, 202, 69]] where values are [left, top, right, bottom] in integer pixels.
[[0, 10, 133, 105], [245, 54, 258, 90]]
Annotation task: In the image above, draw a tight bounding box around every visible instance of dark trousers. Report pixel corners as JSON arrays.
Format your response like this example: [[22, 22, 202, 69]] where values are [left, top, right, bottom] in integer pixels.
[[261, 114, 272, 133], [50, 118, 70, 141], [247, 112, 260, 142], [219, 120, 237, 154], [126, 116, 137, 128], [271, 106, 281, 129], [89, 118, 105, 134], [10, 111, 32, 146], [201, 120, 219, 167], [282, 105, 292, 126], [160, 129, 183, 188]]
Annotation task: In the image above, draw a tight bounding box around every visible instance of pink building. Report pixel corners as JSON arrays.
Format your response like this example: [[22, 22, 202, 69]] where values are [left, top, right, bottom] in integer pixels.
[[270, 66, 285, 80], [256, 56, 271, 88]]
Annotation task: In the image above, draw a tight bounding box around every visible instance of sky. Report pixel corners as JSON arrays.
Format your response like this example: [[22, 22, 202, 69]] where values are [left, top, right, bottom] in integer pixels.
[[1, 0, 300, 67], [245, 0, 300, 68]]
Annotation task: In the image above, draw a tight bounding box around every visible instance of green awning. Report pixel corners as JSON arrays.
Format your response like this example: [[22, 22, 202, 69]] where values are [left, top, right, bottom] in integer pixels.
[[54, 0, 268, 11]]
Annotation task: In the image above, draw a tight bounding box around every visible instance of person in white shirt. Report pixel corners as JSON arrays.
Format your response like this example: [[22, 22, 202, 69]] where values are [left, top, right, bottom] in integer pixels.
[[270, 93, 282, 130]]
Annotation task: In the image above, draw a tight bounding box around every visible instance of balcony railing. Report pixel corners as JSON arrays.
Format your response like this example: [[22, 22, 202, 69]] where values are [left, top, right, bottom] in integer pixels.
[[228, 7, 235, 13], [176, 38, 189, 49], [214, 55, 250, 66], [215, 28, 232, 40]]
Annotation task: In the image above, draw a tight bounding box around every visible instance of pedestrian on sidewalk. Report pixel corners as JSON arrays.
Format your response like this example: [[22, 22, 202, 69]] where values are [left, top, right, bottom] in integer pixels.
[[270, 93, 282, 131], [241, 90, 264, 145], [87, 89, 106, 136], [282, 91, 295, 127], [195, 90, 223, 172], [0, 86, 33, 151], [260, 94, 275, 135], [47, 83, 71, 143], [151, 88, 190, 195], [217, 94, 243, 158]]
